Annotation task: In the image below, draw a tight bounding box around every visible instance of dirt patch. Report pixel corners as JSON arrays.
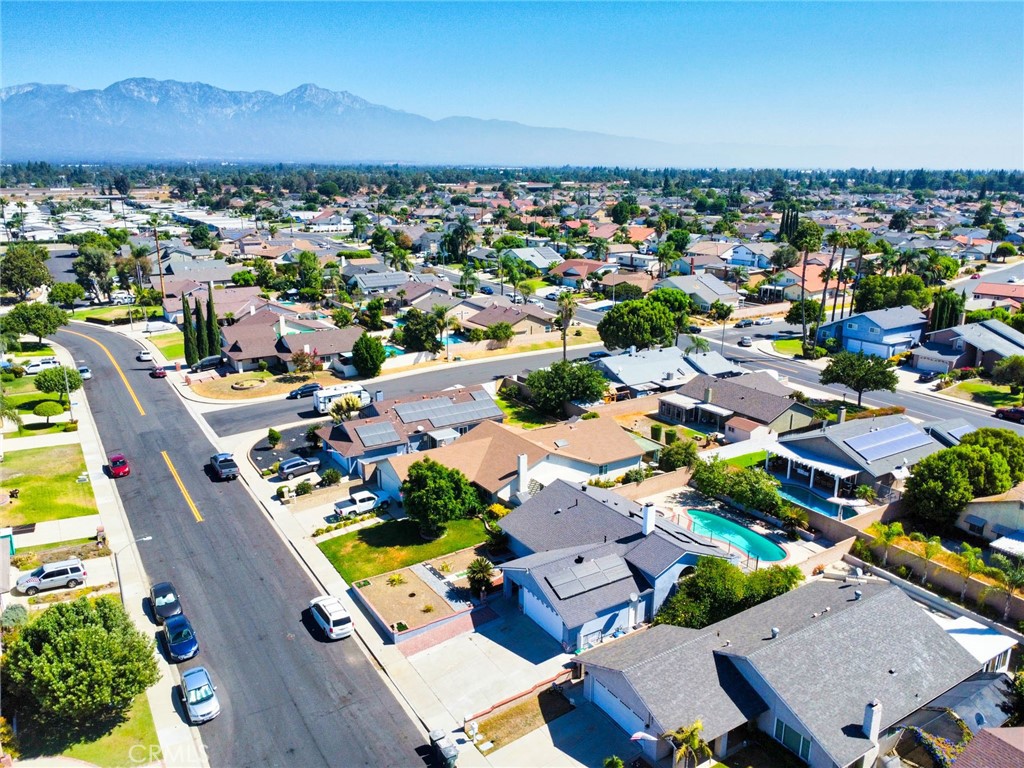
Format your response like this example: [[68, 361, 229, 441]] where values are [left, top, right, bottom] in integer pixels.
[[190, 370, 346, 400], [357, 569, 456, 630], [478, 688, 574, 752], [427, 544, 493, 578]]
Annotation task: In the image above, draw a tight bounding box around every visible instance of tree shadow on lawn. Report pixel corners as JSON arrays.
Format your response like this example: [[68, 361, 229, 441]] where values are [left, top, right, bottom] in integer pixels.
[[14, 709, 128, 759], [356, 518, 427, 549]]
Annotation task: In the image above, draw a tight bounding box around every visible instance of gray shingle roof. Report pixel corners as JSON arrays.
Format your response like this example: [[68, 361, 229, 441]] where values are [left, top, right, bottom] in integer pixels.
[[856, 305, 928, 330], [675, 374, 808, 425], [941, 319, 1024, 358], [596, 347, 696, 388]]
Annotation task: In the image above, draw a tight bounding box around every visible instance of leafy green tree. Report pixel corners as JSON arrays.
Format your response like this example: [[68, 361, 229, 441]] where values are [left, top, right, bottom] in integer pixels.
[[904, 444, 1010, 527], [352, 332, 386, 378], [442, 215, 476, 262], [1, 242, 52, 300], [785, 299, 821, 327], [33, 401, 64, 424], [332, 307, 353, 328], [960, 427, 1024, 483], [647, 288, 691, 332], [34, 366, 83, 404], [401, 308, 442, 353], [819, 351, 898, 406], [610, 197, 640, 225], [930, 288, 966, 332], [190, 224, 216, 250], [868, 521, 905, 567], [231, 270, 256, 287], [466, 557, 495, 599], [206, 291, 220, 355], [3, 597, 160, 724], [597, 299, 675, 351], [853, 274, 931, 313], [972, 201, 993, 227], [658, 440, 698, 471], [888, 210, 911, 232], [992, 355, 1024, 401], [603, 758, 625, 768], [194, 298, 209, 358], [485, 322, 515, 346], [1, 392, 24, 431], [329, 394, 364, 422], [267, 427, 281, 448], [1, 302, 69, 343], [48, 281, 85, 310], [993, 242, 1017, 262], [401, 457, 480, 539], [361, 297, 386, 331], [770, 243, 800, 272], [525, 360, 608, 416], [72, 245, 114, 300]]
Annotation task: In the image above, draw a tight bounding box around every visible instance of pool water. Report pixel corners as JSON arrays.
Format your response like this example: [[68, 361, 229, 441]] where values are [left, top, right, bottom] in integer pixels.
[[777, 484, 851, 519], [688, 510, 786, 562], [383, 345, 404, 357]]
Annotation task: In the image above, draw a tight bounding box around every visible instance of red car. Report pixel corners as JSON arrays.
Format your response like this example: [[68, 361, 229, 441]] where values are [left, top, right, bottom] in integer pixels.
[[970, 273, 981, 279], [995, 407, 1024, 423], [150, 366, 167, 379], [108, 453, 131, 478]]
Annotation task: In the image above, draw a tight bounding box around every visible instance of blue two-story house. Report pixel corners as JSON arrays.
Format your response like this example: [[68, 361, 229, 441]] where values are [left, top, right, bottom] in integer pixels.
[[499, 481, 731, 652], [817, 305, 928, 358]]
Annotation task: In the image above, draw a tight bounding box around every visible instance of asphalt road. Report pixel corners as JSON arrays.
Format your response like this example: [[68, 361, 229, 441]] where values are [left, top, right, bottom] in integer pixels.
[[56, 325, 426, 768]]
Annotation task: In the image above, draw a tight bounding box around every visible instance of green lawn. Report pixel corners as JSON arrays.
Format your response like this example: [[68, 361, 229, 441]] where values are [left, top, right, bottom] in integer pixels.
[[3, 421, 68, 438], [945, 378, 1021, 408], [72, 305, 163, 322], [6, 390, 65, 415], [725, 450, 768, 468], [319, 517, 487, 582], [1, 374, 42, 395], [17, 693, 161, 767], [15, 341, 55, 358], [497, 394, 555, 429], [772, 338, 804, 356], [0, 444, 98, 526], [149, 330, 185, 360]]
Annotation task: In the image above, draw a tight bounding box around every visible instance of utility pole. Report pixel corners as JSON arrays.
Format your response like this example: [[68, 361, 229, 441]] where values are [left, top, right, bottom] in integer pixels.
[[153, 217, 166, 301]]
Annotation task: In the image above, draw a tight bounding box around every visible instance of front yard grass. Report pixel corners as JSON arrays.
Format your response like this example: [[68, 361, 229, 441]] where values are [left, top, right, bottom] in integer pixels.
[[497, 393, 556, 429], [771, 338, 804, 356], [189, 369, 337, 400], [148, 330, 185, 360], [0, 444, 98, 527], [71, 305, 163, 322], [5, 390, 65, 415], [318, 517, 487, 582], [15, 341, 55, 358], [17, 693, 161, 768], [725, 450, 768, 468], [478, 688, 574, 752], [943, 378, 1020, 408]]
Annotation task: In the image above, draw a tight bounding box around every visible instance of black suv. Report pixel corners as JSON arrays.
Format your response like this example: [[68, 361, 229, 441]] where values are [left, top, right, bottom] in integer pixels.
[[288, 383, 322, 399]]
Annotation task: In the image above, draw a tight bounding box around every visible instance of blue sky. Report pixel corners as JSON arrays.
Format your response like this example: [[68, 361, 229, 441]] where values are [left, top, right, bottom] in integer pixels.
[[3, 1, 1022, 168]]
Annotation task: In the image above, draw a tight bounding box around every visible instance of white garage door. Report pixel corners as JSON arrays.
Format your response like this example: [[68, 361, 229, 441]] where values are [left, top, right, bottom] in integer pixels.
[[593, 680, 645, 736], [523, 588, 564, 643], [850, 341, 891, 358], [915, 356, 949, 373]]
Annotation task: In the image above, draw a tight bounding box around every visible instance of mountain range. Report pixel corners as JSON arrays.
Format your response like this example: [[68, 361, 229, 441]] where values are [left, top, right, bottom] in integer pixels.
[[0, 78, 709, 166]]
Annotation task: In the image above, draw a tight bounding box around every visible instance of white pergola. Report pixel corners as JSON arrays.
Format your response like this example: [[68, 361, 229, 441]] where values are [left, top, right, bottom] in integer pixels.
[[764, 443, 860, 497]]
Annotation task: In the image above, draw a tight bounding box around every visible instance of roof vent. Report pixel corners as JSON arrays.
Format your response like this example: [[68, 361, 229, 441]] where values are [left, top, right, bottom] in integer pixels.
[[823, 606, 831, 613], [574, 555, 585, 565], [554, 508, 562, 515], [770, 627, 780, 639], [854, 590, 863, 601]]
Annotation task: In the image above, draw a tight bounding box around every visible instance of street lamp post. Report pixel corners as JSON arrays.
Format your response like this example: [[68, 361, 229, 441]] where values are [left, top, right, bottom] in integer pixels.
[[114, 535, 153, 603], [62, 365, 76, 423]]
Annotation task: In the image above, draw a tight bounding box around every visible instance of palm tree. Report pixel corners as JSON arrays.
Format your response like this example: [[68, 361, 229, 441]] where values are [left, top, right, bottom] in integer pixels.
[[663, 720, 712, 767], [868, 521, 904, 568], [387, 247, 412, 271], [656, 243, 677, 279], [709, 300, 734, 354], [557, 292, 577, 361], [431, 303, 458, 361], [446, 214, 476, 263], [822, 231, 848, 324], [728, 265, 749, 295], [959, 544, 985, 602], [466, 557, 495, 600], [683, 334, 710, 354], [0, 196, 9, 240], [0, 392, 24, 433], [791, 220, 824, 351], [990, 554, 1024, 621], [591, 237, 609, 262], [458, 262, 479, 296], [920, 536, 944, 585]]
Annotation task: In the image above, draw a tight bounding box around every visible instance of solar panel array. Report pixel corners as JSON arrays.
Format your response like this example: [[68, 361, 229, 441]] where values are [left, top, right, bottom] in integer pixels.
[[355, 422, 401, 448], [844, 422, 931, 462], [394, 397, 502, 428], [546, 554, 632, 600]]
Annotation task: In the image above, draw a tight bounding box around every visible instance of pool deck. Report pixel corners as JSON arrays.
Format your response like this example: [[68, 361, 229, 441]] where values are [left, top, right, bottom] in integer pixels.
[[638, 486, 827, 569]]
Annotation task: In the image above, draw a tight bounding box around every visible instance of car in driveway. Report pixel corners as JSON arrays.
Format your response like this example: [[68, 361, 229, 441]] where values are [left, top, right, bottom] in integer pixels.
[[209, 453, 240, 481], [334, 489, 389, 517], [163, 613, 199, 662], [734, 318, 753, 328], [108, 452, 130, 478], [17, 558, 87, 596], [278, 456, 321, 480], [995, 407, 1024, 423], [150, 582, 182, 624], [77, 365, 93, 380], [24, 358, 60, 375], [917, 371, 941, 383], [180, 666, 221, 724], [738, 336, 753, 347], [753, 317, 774, 326], [288, 382, 322, 399], [309, 596, 353, 640], [136, 349, 153, 362]]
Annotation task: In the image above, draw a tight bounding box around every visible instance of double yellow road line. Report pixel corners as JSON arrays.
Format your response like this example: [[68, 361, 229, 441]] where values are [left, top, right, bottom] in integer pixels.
[[162, 451, 204, 523]]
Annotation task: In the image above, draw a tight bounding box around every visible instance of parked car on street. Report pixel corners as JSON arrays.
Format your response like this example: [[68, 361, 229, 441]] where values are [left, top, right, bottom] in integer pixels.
[[180, 666, 221, 724], [17, 558, 87, 596], [479, 286, 494, 295], [308, 596, 353, 640], [687, 324, 703, 334], [77, 365, 92, 380], [163, 613, 199, 662], [995, 407, 1024, 423], [588, 350, 611, 360], [209, 453, 240, 481], [108, 452, 131, 478], [150, 581, 182, 624], [278, 456, 321, 480], [150, 366, 167, 378], [288, 382, 322, 399]]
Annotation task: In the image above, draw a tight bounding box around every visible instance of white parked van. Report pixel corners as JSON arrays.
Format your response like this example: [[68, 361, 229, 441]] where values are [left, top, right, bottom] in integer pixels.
[[312, 384, 371, 415], [110, 291, 134, 306]]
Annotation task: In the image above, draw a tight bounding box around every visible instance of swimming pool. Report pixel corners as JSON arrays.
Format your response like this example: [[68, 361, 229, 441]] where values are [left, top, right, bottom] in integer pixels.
[[777, 484, 852, 519], [688, 510, 787, 563], [383, 345, 404, 357]]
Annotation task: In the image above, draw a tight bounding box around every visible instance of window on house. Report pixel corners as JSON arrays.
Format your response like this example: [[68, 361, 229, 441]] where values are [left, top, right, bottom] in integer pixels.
[[774, 718, 811, 762], [868, 327, 879, 335], [846, 323, 857, 330], [598, 464, 609, 475], [968, 521, 985, 535]]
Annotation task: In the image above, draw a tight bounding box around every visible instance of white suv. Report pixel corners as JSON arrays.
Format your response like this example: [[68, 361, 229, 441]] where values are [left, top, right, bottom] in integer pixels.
[[309, 596, 353, 640], [24, 358, 60, 375]]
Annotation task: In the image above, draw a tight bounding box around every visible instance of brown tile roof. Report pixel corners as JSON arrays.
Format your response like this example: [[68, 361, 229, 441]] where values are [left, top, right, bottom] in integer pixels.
[[463, 304, 553, 329], [955, 728, 1024, 768], [509, 417, 643, 466], [550, 259, 610, 277]]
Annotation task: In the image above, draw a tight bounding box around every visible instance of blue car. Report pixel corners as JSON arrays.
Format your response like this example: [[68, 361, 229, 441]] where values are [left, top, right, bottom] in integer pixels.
[[480, 286, 494, 295], [163, 613, 199, 662]]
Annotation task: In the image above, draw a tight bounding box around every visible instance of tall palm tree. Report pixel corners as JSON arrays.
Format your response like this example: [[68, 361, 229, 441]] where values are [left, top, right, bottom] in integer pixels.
[[959, 544, 985, 602], [557, 292, 577, 361], [458, 262, 479, 296], [920, 536, 944, 585], [446, 214, 476, 263], [656, 243, 677, 279], [591, 237, 609, 262], [0, 196, 9, 240], [431, 303, 458, 361], [822, 231, 848, 324], [728, 265, 749, 295], [868, 521, 904, 568], [791, 220, 824, 350], [990, 554, 1024, 621], [387, 247, 412, 271]]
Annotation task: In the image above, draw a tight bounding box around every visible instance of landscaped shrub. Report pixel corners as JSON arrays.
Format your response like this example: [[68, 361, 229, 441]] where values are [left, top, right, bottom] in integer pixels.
[[1, 604, 28, 631], [63, 421, 78, 432], [659, 439, 698, 471], [0, 373, 14, 383], [581, 411, 599, 420], [294, 480, 314, 496], [257, 360, 269, 372], [850, 538, 875, 564], [267, 427, 282, 448], [276, 485, 290, 500], [320, 468, 342, 486], [650, 424, 663, 441], [848, 405, 906, 420], [622, 467, 652, 485], [386, 573, 406, 587], [665, 429, 677, 444], [10, 366, 25, 378]]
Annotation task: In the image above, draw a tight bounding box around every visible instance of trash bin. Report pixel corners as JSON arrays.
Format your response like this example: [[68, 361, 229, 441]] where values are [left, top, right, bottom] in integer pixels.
[[429, 730, 458, 768]]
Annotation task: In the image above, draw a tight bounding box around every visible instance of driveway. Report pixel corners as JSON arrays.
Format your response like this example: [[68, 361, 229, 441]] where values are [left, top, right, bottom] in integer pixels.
[[487, 701, 638, 768], [406, 597, 569, 721]]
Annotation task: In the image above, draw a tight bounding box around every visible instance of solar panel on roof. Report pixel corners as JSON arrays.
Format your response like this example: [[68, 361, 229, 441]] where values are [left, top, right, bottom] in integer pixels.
[[355, 422, 401, 447], [546, 570, 576, 587], [844, 422, 931, 462], [545, 555, 632, 600]]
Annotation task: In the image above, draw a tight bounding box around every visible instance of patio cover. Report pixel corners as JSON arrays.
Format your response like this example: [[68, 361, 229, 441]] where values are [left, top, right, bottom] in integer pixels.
[[767, 442, 861, 480], [696, 402, 734, 418], [990, 531, 1024, 557], [660, 393, 701, 408]]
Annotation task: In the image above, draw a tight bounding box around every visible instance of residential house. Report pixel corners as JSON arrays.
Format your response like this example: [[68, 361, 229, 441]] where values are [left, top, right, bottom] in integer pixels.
[[316, 385, 504, 479], [161, 282, 263, 324], [598, 272, 658, 298], [460, 304, 555, 336], [962, 242, 997, 261], [970, 282, 1024, 304], [549, 259, 617, 288], [816, 305, 928, 358], [669, 252, 727, 275], [765, 414, 943, 500], [955, 728, 1024, 768], [729, 243, 779, 270], [499, 481, 730, 652], [382, 279, 456, 310], [220, 310, 362, 373], [660, 373, 815, 435], [769, 259, 836, 304], [595, 346, 736, 398], [925, 418, 976, 447], [579, 580, 994, 767], [506, 246, 562, 273], [353, 271, 415, 295], [912, 319, 1024, 374], [655, 274, 741, 311], [684, 240, 738, 262], [955, 482, 1024, 551], [607, 243, 658, 272]]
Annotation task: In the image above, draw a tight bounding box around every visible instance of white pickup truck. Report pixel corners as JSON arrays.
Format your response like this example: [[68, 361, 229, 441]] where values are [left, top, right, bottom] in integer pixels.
[[333, 490, 390, 517]]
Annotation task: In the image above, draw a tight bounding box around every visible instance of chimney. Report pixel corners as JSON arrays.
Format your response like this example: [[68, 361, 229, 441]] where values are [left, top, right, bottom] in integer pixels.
[[303, 344, 310, 354], [863, 700, 882, 743], [642, 503, 656, 536], [838, 407, 847, 424], [340, 254, 347, 268], [278, 315, 286, 338], [375, 389, 384, 402], [516, 453, 529, 495], [628, 345, 637, 356], [704, 387, 713, 403]]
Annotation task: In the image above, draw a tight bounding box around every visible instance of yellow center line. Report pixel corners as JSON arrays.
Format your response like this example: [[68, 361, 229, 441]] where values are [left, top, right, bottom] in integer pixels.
[[162, 451, 203, 523], [62, 328, 146, 417]]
